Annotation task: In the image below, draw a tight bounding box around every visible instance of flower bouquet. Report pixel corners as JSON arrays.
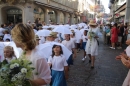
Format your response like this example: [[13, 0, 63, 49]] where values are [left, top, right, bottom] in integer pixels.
[[89, 31, 96, 40], [0, 58, 35, 86]]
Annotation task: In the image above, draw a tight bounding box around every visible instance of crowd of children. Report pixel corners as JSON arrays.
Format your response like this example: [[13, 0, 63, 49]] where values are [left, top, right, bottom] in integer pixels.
[[0, 19, 102, 86]]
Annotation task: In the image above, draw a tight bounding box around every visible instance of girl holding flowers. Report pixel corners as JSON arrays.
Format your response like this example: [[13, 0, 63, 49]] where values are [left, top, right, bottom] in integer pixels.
[[85, 20, 100, 69]]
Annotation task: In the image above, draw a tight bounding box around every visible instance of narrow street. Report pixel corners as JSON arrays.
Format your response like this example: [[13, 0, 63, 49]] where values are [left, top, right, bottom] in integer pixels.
[[67, 38, 128, 86]]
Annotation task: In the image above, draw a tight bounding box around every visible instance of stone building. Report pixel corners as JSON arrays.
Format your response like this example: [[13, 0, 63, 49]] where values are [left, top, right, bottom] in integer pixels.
[[108, 0, 130, 23], [0, 0, 85, 25]]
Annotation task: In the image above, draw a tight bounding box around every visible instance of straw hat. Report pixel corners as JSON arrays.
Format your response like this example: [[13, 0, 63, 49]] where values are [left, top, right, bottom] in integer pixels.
[[89, 20, 97, 26], [35, 35, 40, 40], [48, 32, 57, 38], [71, 30, 75, 33]]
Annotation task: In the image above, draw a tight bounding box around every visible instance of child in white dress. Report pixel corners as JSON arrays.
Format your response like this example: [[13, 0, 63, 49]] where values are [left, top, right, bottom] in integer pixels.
[[48, 45, 68, 86], [3, 46, 16, 63]]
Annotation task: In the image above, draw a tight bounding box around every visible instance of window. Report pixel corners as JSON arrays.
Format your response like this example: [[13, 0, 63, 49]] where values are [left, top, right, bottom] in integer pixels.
[[34, 7, 44, 22]]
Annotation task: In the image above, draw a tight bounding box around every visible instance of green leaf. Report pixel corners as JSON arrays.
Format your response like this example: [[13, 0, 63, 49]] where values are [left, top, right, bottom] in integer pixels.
[[2, 60, 8, 65]]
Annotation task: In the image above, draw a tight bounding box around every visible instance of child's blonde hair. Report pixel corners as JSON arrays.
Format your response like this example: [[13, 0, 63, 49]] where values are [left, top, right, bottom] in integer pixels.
[[4, 46, 16, 58]]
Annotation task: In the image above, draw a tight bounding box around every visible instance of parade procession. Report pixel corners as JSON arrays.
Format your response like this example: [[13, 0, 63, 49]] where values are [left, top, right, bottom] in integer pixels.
[[0, 0, 130, 86]]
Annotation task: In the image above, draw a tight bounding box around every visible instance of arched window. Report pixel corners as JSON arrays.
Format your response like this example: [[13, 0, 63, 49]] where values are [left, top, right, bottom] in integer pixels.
[[34, 7, 44, 22]]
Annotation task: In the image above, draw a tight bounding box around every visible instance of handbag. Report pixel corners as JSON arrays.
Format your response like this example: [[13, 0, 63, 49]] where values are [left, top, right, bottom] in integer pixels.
[[106, 32, 110, 36]]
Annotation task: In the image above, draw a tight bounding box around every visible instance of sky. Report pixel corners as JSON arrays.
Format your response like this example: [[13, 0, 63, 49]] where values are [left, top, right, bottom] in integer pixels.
[[100, 0, 110, 13]]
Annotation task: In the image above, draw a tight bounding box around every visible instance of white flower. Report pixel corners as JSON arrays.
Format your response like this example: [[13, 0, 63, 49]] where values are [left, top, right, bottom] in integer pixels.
[[10, 63, 19, 69], [10, 64, 15, 69], [13, 63, 19, 67], [21, 68, 27, 74], [17, 73, 23, 79], [11, 77, 16, 81]]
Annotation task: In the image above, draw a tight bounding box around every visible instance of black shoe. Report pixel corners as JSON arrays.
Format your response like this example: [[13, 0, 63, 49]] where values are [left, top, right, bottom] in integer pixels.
[[89, 60, 91, 63]]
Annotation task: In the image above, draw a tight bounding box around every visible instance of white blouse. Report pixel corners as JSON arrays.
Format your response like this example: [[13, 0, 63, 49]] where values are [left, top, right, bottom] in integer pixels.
[[22, 47, 51, 86], [48, 55, 68, 71]]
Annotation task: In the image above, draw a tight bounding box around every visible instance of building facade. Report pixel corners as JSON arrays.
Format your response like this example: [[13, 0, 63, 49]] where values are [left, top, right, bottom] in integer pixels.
[[0, 0, 85, 25], [108, 0, 130, 23]]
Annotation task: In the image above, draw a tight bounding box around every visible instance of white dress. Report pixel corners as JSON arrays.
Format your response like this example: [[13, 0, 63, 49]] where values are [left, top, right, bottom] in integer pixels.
[[85, 27, 100, 56], [23, 47, 51, 86]]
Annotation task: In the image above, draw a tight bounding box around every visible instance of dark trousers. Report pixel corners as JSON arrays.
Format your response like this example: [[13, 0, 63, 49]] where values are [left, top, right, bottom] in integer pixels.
[[106, 36, 111, 45]]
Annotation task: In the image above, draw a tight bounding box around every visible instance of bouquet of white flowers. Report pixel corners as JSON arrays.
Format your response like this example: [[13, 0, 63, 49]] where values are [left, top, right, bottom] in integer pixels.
[[89, 31, 96, 40], [0, 57, 35, 86]]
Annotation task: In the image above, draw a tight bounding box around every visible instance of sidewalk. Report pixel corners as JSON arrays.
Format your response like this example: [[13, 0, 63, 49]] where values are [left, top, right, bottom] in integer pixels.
[[67, 40, 128, 86]]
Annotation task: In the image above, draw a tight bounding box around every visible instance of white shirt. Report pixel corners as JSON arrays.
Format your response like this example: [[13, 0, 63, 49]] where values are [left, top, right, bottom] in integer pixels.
[[82, 35, 88, 42], [76, 39, 81, 43], [62, 40, 75, 52], [0, 28, 4, 36], [71, 37, 76, 44], [48, 55, 68, 71], [5, 56, 16, 63]]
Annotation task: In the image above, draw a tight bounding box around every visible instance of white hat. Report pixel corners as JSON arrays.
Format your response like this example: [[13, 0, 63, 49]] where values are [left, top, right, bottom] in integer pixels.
[[111, 22, 114, 25]]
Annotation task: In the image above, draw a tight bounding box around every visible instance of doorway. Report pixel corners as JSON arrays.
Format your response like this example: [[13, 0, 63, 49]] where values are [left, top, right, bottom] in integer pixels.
[[1, 7, 22, 24], [7, 14, 22, 24], [7, 8, 22, 24]]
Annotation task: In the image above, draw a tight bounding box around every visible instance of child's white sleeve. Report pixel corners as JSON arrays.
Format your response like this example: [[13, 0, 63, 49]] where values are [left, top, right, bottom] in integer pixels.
[[47, 56, 52, 63], [63, 56, 68, 66]]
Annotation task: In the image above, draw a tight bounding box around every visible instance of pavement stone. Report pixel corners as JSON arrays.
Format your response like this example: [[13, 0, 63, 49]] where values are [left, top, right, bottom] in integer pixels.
[[67, 38, 128, 86]]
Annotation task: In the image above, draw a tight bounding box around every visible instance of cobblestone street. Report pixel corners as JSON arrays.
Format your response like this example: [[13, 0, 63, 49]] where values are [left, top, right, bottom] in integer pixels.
[[67, 38, 128, 86]]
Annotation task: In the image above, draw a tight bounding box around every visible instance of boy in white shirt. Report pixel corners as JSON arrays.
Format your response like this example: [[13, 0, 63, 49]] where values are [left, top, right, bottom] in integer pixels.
[[62, 34, 76, 65]]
